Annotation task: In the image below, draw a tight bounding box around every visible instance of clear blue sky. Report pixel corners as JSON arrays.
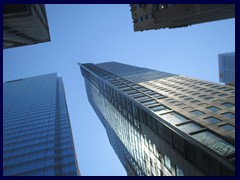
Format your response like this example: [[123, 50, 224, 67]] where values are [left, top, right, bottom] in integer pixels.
[[3, 4, 235, 176]]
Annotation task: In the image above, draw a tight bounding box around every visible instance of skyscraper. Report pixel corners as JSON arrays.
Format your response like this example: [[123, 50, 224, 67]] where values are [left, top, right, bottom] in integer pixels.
[[130, 4, 235, 32], [218, 52, 235, 86], [3, 74, 80, 176], [3, 4, 51, 49], [80, 62, 235, 176]]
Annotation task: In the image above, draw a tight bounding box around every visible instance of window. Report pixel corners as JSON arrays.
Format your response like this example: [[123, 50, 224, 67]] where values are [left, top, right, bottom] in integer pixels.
[[175, 165, 184, 176], [169, 100, 178, 104], [165, 98, 173, 102], [181, 106, 193, 110], [140, 17, 144, 21], [191, 100, 200, 103], [152, 94, 165, 99], [204, 97, 214, 100], [190, 110, 204, 116], [222, 102, 234, 108], [149, 105, 165, 112], [125, 89, 138, 95], [164, 154, 171, 171], [223, 88, 233, 92], [219, 94, 227, 97], [207, 106, 221, 112], [211, 85, 220, 89], [177, 122, 202, 134], [222, 112, 235, 119], [184, 97, 193, 101], [220, 124, 234, 131], [135, 96, 149, 101], [160, 112, 188, 125], [198, 103, 208, 106], [191, 131, 235, 156], [175, 103, 185, 107], [205, 117, 221, 124], [156, 107, 171, 115], [131, 92, 143, 98], [141, 99, 156, 106], [179, 95, 187, 99], [212, 99, 222, 103]]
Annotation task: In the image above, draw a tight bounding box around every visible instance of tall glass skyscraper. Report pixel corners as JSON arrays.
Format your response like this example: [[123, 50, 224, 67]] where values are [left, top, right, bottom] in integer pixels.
[[218, 52, 235, 85], [79, 62, 235, 176], [3, 73, 80, 176]]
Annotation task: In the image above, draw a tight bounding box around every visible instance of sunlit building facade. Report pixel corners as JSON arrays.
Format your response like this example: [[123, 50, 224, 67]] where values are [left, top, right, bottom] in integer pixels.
[[3, 74, 80, 176], [219, 52, 235, 85], [80, 62, 235, 176], [3, 4, 50, 49]]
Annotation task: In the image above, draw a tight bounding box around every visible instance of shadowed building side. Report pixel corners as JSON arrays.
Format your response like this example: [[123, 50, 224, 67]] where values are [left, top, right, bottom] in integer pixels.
[[130, 4, 235, 32], [3, 4, 51, 49]]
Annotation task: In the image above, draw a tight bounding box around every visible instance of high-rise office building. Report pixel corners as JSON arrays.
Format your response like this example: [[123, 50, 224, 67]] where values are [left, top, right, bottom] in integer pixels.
[[130, 4, 235, 32], [3, 74, 80, 176], [80, 62, 235, 176], [218, 52, 235, 86], [3, 4, 51, 49]]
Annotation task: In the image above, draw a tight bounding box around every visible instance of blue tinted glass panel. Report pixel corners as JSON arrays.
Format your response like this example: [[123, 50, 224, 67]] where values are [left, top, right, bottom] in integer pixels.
[[160, 112, 188, 125], [222, 112, 235, 119], [164, 154, 171, 170], [177, 122, 202, 133], [190, 110, 204, 116], [192, 131, 235, 156], [176, 165, 184, 176], [207, 106, 221, 112], [205, 117, 221, 124], [220, 124, 234, 131], [222, 102, 234, 108]]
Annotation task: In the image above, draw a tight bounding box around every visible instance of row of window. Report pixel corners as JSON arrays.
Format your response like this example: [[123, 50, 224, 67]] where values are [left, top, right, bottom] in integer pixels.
[[4, 117, 69, 134], [4, 158, 77, 176], [138, 97, 235, 130], [4, 128, 55, 145], [2, 119, 70, 136], [190, 110, 235, 119], [164, 76, 234, 90], [4, 130, 72, 150], [101, 73, 236, 157], [4, 130, 72, 154], [140, 97, 234, 159], [4, 121, 55, 136], [85, 65, 235, 175], [146, 84, 230, 100], [164, 97, 234, 109], [144, 77, 234, 95]]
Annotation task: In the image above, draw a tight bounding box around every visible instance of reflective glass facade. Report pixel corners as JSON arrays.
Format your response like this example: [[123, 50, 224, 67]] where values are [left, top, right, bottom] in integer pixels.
[[80, 62, 235, 176], [3, 74, 80, 176], [218, 52, 235, 85]]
